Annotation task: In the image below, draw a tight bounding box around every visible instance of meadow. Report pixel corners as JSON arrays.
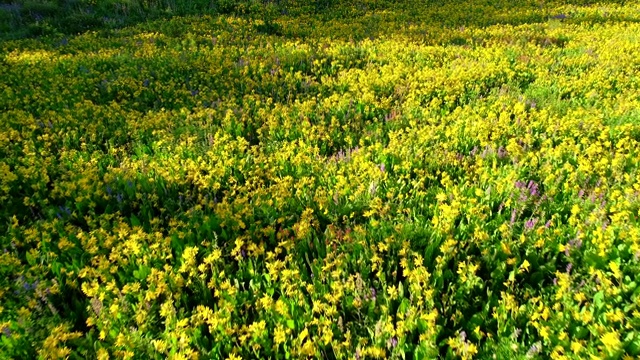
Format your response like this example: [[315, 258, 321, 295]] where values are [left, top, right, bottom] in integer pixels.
[[1, 0, 640, 358]]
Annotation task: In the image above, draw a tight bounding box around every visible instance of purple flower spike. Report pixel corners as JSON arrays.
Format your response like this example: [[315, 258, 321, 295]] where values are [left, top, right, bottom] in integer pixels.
[[497, 146, 507, 158], [527, 342, 542, 356], [527, 181, 539, 196], [525, 218, 537, 230]]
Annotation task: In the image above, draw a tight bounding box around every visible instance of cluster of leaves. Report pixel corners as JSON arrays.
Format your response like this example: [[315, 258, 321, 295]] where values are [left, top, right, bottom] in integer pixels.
[[1, 0, 640, 359]]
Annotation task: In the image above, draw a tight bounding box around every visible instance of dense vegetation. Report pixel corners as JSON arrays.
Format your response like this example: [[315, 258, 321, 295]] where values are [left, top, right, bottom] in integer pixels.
[[1, 0, 640, 359]]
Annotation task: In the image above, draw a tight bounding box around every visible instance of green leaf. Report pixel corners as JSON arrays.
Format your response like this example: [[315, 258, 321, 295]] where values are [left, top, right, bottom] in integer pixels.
[[286, 320, 295, 329], [417, 319, 428, 333], [628, 338, 640, 356], [594, 291, 605, 310], [398, 298, 410, 315]]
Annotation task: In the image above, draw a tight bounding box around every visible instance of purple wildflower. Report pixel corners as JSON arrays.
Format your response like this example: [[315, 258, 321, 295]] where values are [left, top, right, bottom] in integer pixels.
[[390, 336, 398, 348], [497, 146, 507, 158], [511, 209, 517, 224], [566, 263, 572, 274], [544, 220, 551, 228], [379, 163, 386, 172], [525, 218, 537, 230], [527, 342, 542, 357], [370, 287, 377, 301]]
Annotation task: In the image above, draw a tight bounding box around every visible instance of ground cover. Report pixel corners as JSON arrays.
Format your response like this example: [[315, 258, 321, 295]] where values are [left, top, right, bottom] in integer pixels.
[[1, 0, 640, 358]]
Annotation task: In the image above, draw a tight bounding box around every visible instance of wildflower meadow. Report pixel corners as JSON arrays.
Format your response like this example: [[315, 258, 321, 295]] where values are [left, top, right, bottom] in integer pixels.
[[1, 0, 640, 359]]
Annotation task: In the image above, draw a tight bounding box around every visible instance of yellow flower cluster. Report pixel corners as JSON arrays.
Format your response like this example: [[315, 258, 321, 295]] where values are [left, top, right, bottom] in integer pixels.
[[1, 0, 640, 358]]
